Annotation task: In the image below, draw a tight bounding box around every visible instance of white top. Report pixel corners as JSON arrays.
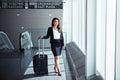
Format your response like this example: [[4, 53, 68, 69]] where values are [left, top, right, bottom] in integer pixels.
[[53, 29, 60, 39]]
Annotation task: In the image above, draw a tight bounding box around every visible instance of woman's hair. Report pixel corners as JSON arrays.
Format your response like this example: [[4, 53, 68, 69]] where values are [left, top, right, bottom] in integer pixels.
[[51, 17, 62, 32]]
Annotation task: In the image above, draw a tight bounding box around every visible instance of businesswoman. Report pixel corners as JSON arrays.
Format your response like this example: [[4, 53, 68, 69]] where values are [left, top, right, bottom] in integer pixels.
[[38, 17, 64, 76]]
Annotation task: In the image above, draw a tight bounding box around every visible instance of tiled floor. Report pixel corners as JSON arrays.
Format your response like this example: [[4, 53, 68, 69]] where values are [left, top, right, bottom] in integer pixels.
[[23, 50, 66, 80]]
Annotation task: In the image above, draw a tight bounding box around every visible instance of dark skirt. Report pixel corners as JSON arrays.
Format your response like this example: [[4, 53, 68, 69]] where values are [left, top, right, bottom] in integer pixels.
[[51, 46, 62, 56], [51, 39, 62, 56]]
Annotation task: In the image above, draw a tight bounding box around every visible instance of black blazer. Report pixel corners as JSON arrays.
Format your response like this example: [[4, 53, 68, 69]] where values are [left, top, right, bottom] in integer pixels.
[[43, 27, 64, 46]]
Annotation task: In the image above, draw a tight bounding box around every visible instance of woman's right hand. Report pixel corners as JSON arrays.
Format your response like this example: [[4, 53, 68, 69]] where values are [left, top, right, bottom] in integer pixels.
[[38, 35, 43, 39]]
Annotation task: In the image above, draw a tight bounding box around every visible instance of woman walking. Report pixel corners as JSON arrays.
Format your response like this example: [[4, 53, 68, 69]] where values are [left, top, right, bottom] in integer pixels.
[[38, 17, 64, 76]]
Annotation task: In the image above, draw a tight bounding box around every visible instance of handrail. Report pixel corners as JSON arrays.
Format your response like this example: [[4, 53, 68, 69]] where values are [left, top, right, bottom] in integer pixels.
[[0, 31, 14, 49], [65, 42, 86, 80]]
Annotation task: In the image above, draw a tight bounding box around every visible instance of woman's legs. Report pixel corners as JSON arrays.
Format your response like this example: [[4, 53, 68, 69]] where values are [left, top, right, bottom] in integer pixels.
[[51, 45, 62, 76], [54, 57, 58, 72], [54, 56, 61, 76]]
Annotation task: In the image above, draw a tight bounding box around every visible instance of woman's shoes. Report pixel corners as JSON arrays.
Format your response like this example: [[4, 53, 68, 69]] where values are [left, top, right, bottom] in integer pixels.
[[58, 73, 61, 76], [54, 67, 61, 76]]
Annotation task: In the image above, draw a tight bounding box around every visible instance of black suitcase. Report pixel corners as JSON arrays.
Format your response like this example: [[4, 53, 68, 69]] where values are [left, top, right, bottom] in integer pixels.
[[33, 39, 48, 75]]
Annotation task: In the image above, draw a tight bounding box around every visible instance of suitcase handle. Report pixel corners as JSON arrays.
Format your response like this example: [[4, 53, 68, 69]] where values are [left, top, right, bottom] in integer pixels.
[[38, 39, 44, 56]]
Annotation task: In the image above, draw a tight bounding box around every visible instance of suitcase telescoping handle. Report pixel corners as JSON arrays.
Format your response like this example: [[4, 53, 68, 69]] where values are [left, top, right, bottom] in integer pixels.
[[38, 39, 44, 56]]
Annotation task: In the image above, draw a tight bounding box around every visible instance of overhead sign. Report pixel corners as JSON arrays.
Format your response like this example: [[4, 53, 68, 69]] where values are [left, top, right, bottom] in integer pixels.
[[28, 2, 63, 9], [0, 1, 63, 9], [0, 1, 25, 9]]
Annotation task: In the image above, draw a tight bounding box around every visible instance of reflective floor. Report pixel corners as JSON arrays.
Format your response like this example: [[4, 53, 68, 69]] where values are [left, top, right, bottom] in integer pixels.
[[23, 50, 67, 80]]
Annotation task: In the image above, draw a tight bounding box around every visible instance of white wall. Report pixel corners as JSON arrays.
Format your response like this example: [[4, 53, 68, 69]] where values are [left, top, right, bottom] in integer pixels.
[[106, 0, 116, 80], [81, 0, 87, 54], [72, 0, 79, 44], [96, 0, 106, 79], [116, 0, 120, 79], [63, 0, 72, 43], [86, 0, 96, 78]]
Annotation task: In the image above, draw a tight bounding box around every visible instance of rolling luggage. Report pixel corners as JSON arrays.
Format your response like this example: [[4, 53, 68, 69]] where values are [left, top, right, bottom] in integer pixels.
[[33, 39, 48, 75]]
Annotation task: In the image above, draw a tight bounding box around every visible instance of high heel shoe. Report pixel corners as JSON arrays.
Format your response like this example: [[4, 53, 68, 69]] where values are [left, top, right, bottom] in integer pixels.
[[58, 73, 61, 76]]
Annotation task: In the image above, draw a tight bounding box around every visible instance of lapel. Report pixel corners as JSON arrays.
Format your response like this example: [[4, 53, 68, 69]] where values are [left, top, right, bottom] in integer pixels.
[[49, 27, 54, 39]]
